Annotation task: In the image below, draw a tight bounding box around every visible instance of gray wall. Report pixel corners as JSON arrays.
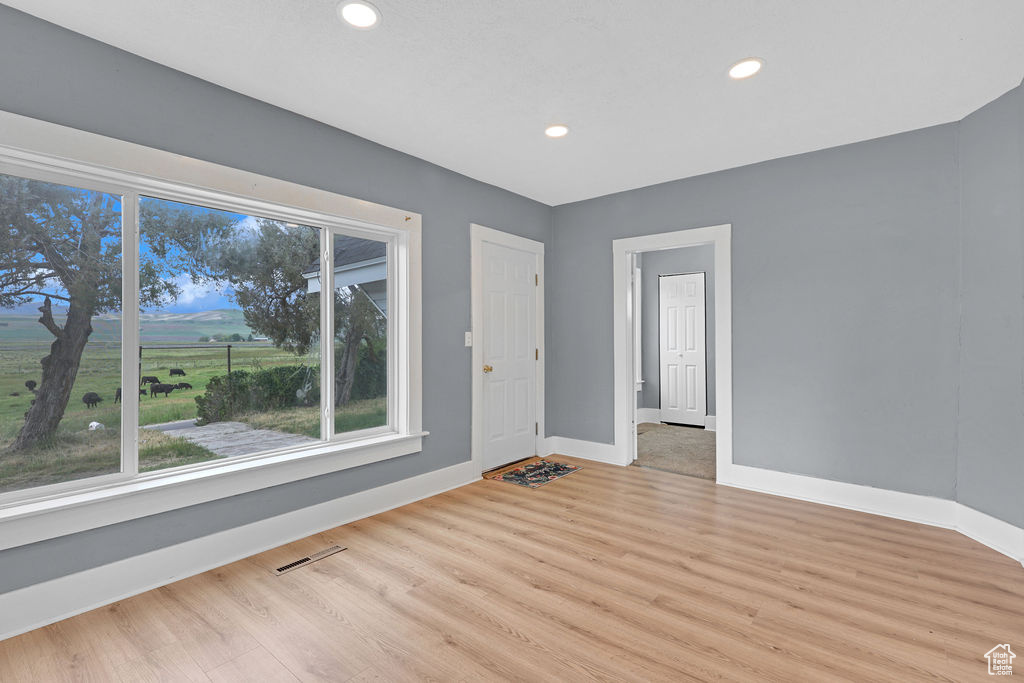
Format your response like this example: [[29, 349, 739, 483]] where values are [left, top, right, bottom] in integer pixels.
[[548, 124, 963, 500], [638, 246, 716, 413], [956, 82, 1024, 527], [1, 4, 1021, 597], [0, 5, 551, 593]]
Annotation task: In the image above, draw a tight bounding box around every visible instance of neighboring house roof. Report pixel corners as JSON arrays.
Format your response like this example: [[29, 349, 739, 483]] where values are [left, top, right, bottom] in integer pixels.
[[302, 235, 386, 276], [302, 234, 387, 316]]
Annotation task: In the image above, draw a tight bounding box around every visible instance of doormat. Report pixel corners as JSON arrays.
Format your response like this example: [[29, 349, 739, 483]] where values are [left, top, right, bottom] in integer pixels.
[[484, 457, 581, 488]]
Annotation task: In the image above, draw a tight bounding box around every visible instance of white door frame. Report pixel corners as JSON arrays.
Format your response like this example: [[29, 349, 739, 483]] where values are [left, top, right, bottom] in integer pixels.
[[613, 224, 733, 481], [471, 224, 545, 474]]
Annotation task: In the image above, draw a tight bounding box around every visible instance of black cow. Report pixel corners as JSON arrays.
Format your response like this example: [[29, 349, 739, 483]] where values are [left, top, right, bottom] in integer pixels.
[[116, 387, 142, 401], [24, 380, 36, 392], [149, 383, 176, 398], [169, 368, 186, 377], [82, 392, 103, 408], [174, 382, 193, 390], [140, 375, 160, 386]]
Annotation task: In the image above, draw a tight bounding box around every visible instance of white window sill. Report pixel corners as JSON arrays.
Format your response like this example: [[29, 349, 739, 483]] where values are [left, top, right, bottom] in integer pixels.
[[0, 431, 426, 551]]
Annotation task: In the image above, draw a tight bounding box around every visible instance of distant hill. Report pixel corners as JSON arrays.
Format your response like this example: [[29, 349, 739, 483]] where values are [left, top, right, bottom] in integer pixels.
[[137, 310, 245, 323], [0, 300, 67, 316], [138, 309, 255, 342], [0, 308, 256, 344]]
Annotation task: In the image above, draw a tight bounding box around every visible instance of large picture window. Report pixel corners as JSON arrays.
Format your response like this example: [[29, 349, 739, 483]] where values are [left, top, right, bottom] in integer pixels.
[[0, 173, 123, 493], [0, 140, 417, 510], [137, 196, 326, 470]]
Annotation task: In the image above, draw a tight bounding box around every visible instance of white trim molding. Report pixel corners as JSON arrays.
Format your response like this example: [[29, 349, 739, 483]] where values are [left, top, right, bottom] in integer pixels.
[[0, 433, 425, 551], [722, 464, 955, 527], [613, 224, 732, 471], [0, 110, 424, 548], [470, 224, 545, 474], [721, 464, 1024, 567], [551, 434, 1020, 568], [542, 441, 1024, 567], [544, 437, 622, 465], [956, 503, 1024, 567], [704, 415, 717, 432], [0, 461, 479, 642]]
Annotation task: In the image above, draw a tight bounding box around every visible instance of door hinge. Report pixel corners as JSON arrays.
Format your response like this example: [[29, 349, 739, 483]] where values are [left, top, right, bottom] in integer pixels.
[[535, 348, 539, 360], [535, 274, 538, 286], [535, 422, 538, 435]]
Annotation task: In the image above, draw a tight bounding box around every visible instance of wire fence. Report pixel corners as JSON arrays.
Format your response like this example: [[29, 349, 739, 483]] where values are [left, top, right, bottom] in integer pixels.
[[0, 341, 311, 377]]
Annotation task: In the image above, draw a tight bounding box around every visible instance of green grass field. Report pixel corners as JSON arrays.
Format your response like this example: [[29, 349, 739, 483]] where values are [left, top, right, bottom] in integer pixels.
[[0, 310, 386, 494]]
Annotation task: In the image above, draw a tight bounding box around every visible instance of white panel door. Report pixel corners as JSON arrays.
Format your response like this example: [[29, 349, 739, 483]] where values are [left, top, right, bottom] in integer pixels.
[[659, 273, 706, 426], [482, 241, 537, 470]]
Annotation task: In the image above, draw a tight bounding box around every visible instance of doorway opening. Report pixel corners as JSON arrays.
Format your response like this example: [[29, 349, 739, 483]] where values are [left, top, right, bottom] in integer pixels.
[[612, 223, 732, 482], [633, 249, 716, 479]]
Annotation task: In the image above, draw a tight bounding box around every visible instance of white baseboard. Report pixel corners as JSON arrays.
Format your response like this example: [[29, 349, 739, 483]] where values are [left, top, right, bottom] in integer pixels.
[[721, 464, 958, 528], [956, 503, 1024, 567], [720, 464, 1024, 566], [636, 408, 661, 423], [545, 437, 628, 466], [704, 415, 716, 431], [0, 460, 479, 642]]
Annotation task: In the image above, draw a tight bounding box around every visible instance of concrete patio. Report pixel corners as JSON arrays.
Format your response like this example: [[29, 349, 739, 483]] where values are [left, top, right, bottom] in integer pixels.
[[144, 419, 318, 458]]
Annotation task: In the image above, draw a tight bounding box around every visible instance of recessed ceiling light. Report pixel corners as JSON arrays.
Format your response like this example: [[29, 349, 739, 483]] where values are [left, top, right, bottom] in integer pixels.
[[545, 124, 569, 138], [728, 58, 764, 80], [338, 1, 380, 29]]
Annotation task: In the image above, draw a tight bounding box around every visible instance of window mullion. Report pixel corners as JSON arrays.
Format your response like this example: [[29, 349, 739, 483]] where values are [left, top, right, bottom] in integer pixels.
[[322, 229, 335, 440], [121, 191, 140, 476], [388, 236, 401, 434]]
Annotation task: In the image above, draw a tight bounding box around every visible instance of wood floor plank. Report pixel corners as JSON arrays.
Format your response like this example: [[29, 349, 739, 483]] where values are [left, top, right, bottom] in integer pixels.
[[112, 641, 210, 683], [205, 645, 299, 683], [1, 456, 1020, 681]]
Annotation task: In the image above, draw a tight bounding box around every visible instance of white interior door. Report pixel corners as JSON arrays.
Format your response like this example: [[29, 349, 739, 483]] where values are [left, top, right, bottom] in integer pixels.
[[659, 273, 706, 426], [481, 241, 537, 470]]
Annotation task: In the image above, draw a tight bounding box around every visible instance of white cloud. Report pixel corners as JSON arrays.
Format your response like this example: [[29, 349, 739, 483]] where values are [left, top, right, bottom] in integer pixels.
[[172, 274, 229, 305], [234, 215, 269, 235]]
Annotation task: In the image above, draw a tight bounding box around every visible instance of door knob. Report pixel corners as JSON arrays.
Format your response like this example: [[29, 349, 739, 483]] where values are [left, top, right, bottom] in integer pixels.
[[483, 365, 493, 373]]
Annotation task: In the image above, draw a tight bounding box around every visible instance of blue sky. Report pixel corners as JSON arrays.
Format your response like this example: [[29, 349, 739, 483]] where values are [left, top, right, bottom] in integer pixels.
[[156, 275, 235, 314], [140, 199, 253, 314], [1, 185, 295, 316]]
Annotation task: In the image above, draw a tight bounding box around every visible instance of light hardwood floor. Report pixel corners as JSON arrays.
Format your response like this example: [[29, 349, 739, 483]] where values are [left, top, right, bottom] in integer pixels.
[[1, 456, 1022, 681]]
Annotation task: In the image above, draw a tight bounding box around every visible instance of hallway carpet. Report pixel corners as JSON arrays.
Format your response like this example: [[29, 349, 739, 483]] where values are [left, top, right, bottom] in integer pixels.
[[634, 422, 716, 480]]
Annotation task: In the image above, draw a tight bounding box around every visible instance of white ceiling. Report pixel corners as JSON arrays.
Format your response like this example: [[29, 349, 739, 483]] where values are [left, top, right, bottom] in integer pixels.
[[7, 0, 1024, 205]]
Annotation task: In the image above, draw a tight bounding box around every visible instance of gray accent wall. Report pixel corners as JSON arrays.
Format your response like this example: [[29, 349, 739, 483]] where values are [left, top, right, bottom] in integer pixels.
[[548, 124, 963, 500], [638, 246, 716, 414], [956, 82, 1024, 528], [0, 5, 550, 593]]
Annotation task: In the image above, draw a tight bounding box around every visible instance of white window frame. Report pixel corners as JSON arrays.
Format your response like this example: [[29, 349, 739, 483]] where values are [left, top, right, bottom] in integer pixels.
[[0, 111, 423, 550]]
